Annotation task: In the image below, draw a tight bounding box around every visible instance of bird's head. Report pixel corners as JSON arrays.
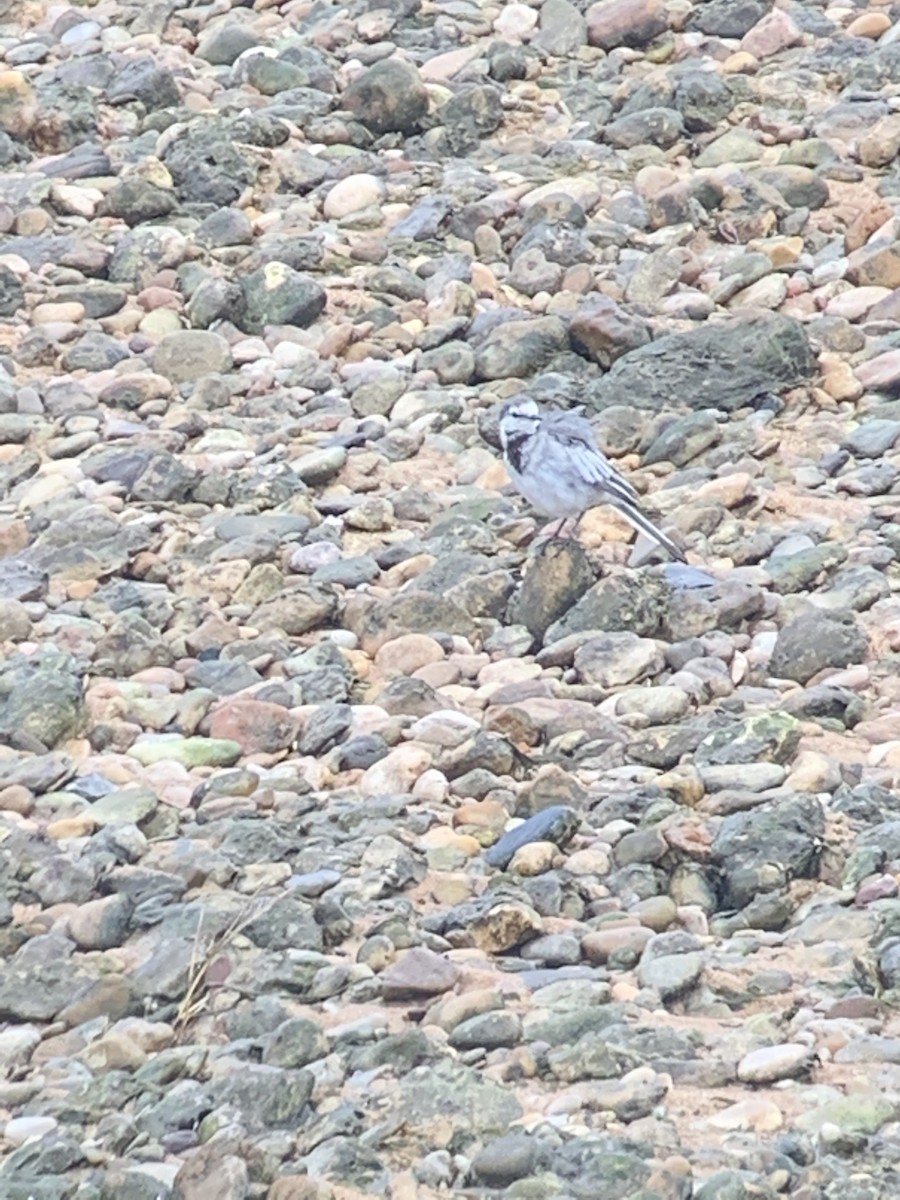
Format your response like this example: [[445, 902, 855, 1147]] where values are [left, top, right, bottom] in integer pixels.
[[498, 396, 541, 449]]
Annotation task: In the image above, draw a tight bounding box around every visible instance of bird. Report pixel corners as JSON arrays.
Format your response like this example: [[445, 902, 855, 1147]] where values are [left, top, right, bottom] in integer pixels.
[[497, 396, 686, 563]]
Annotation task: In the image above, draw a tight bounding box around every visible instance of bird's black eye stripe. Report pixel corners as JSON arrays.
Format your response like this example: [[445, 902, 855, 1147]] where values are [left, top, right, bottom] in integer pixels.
[[504, 431, 529, 475]]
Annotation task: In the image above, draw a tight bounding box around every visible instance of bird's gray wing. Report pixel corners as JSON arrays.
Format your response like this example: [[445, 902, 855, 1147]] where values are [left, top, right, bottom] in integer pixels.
[[543, 410, 685, 562], [544, 411, 640, 505]]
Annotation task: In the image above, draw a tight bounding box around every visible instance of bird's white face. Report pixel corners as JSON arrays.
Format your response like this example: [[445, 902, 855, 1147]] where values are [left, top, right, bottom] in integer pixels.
[[498, 397, 541, 451]]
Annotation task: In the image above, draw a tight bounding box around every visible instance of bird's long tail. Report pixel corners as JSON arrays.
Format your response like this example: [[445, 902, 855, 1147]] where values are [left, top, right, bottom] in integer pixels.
[[610, 496, 686, 563]]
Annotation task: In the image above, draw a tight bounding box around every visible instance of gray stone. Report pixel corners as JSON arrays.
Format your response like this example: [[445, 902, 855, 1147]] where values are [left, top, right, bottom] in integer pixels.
[[751, 165, 829, 210], [843, 419, 900, 458], [533, 0, 587, 54], [0, 651, 86, 749], [239, 264, 326, 334], [395, 1060, 523, 1136], [586, 313, 815, 414], [507, 541, 596, 640], [472, 1133, 538, 1187], [449, 1010, 523, 1049], [440, 84, 504, 155], [264, 1017, 328, 1068], [342, 58, 428, 135], [243, 894, 322, 952], [196, 24, 260, 65], [211, 1065, 313, 1131], [689, 0, 768, 37], [381, 947, 460, 998], [769, 610, 868, 683], [605, 107, 684, 150], [0, 558, 48, 602], [674, 71, 735, 132], [712, 795, 826, 910], [0, 263, 24, 315], [153, 331, 233, 385], [106, 57, 179, 109], [244, 55, 310, 96], [546, 1030, 634, 1082], [545, 572, 668, 642], [639, 946, 705, 1002], [162, 119, 257, 206], [103, 178, 177, 225], [474, 316, 569, 381], [484, 806, 580, 869], [695, 712, 802, 767]]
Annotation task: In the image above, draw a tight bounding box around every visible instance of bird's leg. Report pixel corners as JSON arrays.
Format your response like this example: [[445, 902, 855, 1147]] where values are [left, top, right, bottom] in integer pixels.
[[553, 515, 584, 544], [535, 517, 566, 547]]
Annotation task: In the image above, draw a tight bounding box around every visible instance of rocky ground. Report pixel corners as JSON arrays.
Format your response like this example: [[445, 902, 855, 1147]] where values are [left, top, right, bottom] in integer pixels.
[[5, 0, 900, 1197]]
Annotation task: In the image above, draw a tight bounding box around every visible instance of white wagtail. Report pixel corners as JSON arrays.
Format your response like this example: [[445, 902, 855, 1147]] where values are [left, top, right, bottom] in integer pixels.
[[498, 397, 686, 563]]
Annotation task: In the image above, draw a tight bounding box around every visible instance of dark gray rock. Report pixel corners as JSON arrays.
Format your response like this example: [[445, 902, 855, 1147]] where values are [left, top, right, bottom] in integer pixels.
[[643, 411, 721, 466], [394, 1060, 522, 1136], [546, 1030, 637, 1082], [769, 610, 868, 684], [0, 935, 94, 1020], [162, 119, 257, 206], [533, 0, 587, 54], [50, 281, 128, 318], [0, 557, 48, 602], [153, 330, 233, 384], [263, 1017, 328, 1068], [102, 178, 177, 225], [60, 331, 130, 372], [507, 541, 597, 640], [342, 58, 428, 135], [474, 316, 569, 380], [440, 84, 503, 155], [471, 1133, 538, 1187], [244, 55, 311, 96], [695, 712, 802, 767], [661, 575, 766, 640], [106, 226, 186, 289], [843, 419, 900, 458], [766, 541, 847, 595], [239, 264, 326, 334], [185, 276, 245, 329], [638, 931, 706, 1001], [693, 1170, 779, 1200], [134, 1079, 213, 1139], [1, 1132, 86, 1182], [243, 894, 323, 951], [0, 650, 85, 749], [106, 58, 180, 109], [689, 0, 768, 38], [485, 805, 580, 869], [196, 206, 253, 248], [19, 82, 98, 153], [196, 23, 261, 65], [450, 1010, 523, 1049], [545, 572, 669, 642], [586, 313, 815, 414], [674, 71, 735, 132], [296, 702, 352, 756], [0, 263, 24, 315], [605, 107, 685, 150], [751, 165, 829, 210], [711, 795, 826, 910]]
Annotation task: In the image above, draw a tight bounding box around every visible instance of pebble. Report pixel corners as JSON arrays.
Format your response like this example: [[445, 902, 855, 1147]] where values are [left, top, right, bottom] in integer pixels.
[[737, 1043, 815, 1084]]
